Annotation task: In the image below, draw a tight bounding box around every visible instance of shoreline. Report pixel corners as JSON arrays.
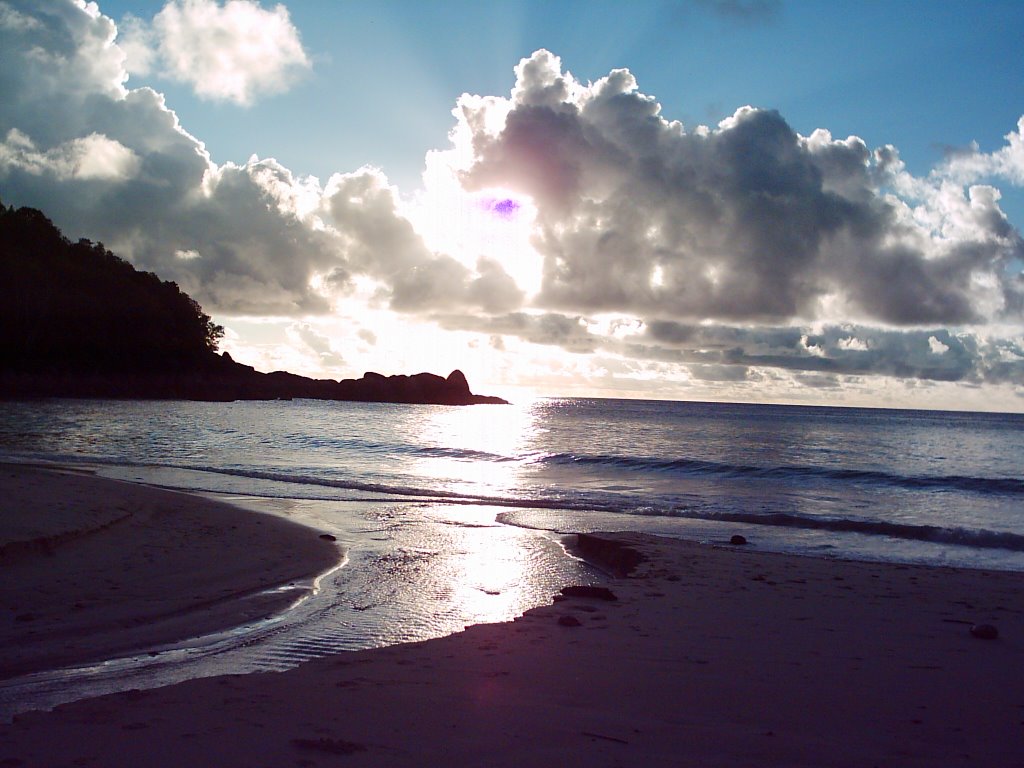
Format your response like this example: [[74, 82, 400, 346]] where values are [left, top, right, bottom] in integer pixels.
[[0, 463, 341, 680], [2, 467, 1024, 765]]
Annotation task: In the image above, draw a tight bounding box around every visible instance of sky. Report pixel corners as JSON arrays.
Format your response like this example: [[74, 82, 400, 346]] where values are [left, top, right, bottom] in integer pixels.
[[1, 0, 1024, 411]]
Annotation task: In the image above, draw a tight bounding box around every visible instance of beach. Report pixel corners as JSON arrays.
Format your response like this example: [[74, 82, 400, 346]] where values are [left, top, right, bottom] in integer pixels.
[[1, 465, 1023, 766], [0, 464, 341, 679]]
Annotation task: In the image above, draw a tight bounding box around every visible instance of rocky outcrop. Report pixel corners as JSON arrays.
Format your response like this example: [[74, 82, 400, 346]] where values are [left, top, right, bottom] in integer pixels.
[[0, 356, 508, 405]]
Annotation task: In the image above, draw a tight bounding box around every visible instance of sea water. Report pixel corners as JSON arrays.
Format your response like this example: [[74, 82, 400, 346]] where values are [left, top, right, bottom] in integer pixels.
[[2, 396, 1023, 571], [2, 397, 1023, 715]]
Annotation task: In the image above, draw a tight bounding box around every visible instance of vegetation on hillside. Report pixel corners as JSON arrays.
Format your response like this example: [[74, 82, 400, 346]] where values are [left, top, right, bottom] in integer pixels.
[[0, 199, 223, 374], [0, 197, 504, 404]]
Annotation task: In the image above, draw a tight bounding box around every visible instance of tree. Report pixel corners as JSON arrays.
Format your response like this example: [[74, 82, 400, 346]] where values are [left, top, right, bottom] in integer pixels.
[[0, 202, 225, 374]]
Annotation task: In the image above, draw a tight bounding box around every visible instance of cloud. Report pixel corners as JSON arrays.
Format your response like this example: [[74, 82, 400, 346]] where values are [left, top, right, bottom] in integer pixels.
[[628, 321, 1024, 385], [120, 0, 310, 106], [1, 0, 329, 312], [688, 364, 751, 382], [434, 312, 601, 354], [419, 48, 1024, 391], [2, 6, 1023, 399], [0, 1, 511, 319], [288, 321, 344, 368], [937, 117, 1024, 186], [322, 168, 524, 313], [0, 129, 140, 180], [428, 306, 1024, 387], [451, 50, 1023, 329]]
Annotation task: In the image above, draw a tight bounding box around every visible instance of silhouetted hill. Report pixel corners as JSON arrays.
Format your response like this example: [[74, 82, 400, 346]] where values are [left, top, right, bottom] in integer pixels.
[[0, 200, 506, 405], [1, 203, 223, 375]]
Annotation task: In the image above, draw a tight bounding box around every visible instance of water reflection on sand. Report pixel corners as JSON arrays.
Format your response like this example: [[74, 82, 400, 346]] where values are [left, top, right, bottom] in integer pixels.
[[0, 491, 594, 721]]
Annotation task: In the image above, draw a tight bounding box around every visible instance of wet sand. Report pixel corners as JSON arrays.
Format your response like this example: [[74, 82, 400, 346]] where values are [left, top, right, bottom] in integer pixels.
[[2, 466, 1023, 766]]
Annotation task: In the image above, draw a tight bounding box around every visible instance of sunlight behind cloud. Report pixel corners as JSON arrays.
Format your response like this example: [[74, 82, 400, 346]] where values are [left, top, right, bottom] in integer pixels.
[[411, 151, 543, 300]]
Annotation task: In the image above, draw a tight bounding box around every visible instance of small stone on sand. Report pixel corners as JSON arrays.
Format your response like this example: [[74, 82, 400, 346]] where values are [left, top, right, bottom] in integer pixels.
[[560, 585, 618, 601], [969, 623, 999, 640]]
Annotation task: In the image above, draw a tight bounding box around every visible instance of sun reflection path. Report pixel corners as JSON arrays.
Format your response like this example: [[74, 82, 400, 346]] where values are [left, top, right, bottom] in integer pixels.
[[423, 504, 567, 627], [392, 400, 586, 627], [406, 399, 542, 499]]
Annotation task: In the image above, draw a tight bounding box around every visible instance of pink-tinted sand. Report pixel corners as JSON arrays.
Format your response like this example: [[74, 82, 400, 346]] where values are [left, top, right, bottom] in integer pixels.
[[2, 465, 1023, 766]]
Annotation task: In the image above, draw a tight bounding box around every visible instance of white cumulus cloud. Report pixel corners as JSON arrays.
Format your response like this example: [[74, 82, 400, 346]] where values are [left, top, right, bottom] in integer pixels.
[[423, 49, 1024, 389], [0, 129, 140, 181], [449, 50, 1023, 329], [121, 0, 310, 106], [0, 1, 523, 321]]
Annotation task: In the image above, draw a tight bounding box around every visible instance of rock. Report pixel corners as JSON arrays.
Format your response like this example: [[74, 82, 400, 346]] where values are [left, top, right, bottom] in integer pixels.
[[557, 615, 582, 627], [445, 369, 471, 395], [560, 585, 618, 601], [318, 533, 337, 542], [969, 623, 999, 640], [729, 534, 748, 545]]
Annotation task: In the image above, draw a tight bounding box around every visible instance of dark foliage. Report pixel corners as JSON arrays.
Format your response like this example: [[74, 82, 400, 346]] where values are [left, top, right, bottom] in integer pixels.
[[0, 199, 223, 374]]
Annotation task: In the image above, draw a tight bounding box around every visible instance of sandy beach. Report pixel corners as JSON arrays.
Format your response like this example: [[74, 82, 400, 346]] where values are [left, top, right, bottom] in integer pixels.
[[0, 464, 341, 679], [2, 466, 1023, 766]]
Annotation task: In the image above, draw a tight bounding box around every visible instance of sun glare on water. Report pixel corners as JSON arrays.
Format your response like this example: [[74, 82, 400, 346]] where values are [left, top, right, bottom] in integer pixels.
[[405, 399, 541, 496]]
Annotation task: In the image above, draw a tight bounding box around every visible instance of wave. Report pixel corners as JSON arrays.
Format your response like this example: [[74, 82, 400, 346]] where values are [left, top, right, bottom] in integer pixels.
[[10, 453, 1024, 554], [288, 436, 514, 465], [277, 436, 1024, 499], [640, 509, 1024, 553], [86, 460, 631, 513], [115, 461, 1024, 554], [538, 451, 1024, 497]]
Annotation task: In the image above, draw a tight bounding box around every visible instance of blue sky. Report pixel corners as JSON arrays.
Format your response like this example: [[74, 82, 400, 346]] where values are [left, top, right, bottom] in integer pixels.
[[100, 0, 1024, 202], [2, 0, 1024, 410]]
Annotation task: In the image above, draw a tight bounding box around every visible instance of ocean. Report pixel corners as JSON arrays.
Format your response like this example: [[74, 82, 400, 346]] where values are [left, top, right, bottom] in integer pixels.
[[2, 396, 1022, 571], [1, 396, 1023, 713]]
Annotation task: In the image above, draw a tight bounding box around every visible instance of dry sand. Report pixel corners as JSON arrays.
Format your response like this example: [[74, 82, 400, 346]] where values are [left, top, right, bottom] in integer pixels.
[[2, 466, 1023, 766], [0, 463, 340, 679]]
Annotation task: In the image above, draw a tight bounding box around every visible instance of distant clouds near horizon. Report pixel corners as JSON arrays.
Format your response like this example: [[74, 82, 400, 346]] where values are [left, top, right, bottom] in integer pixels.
[[1, 0, 1023, 410]]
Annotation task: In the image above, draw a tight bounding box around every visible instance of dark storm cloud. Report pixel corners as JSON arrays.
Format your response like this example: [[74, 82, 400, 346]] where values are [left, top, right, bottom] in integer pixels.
[[457, 51, 1024, 328]]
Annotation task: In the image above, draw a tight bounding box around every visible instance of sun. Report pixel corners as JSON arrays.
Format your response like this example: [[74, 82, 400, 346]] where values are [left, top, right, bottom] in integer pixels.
[[407, 156, 544, 300]]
